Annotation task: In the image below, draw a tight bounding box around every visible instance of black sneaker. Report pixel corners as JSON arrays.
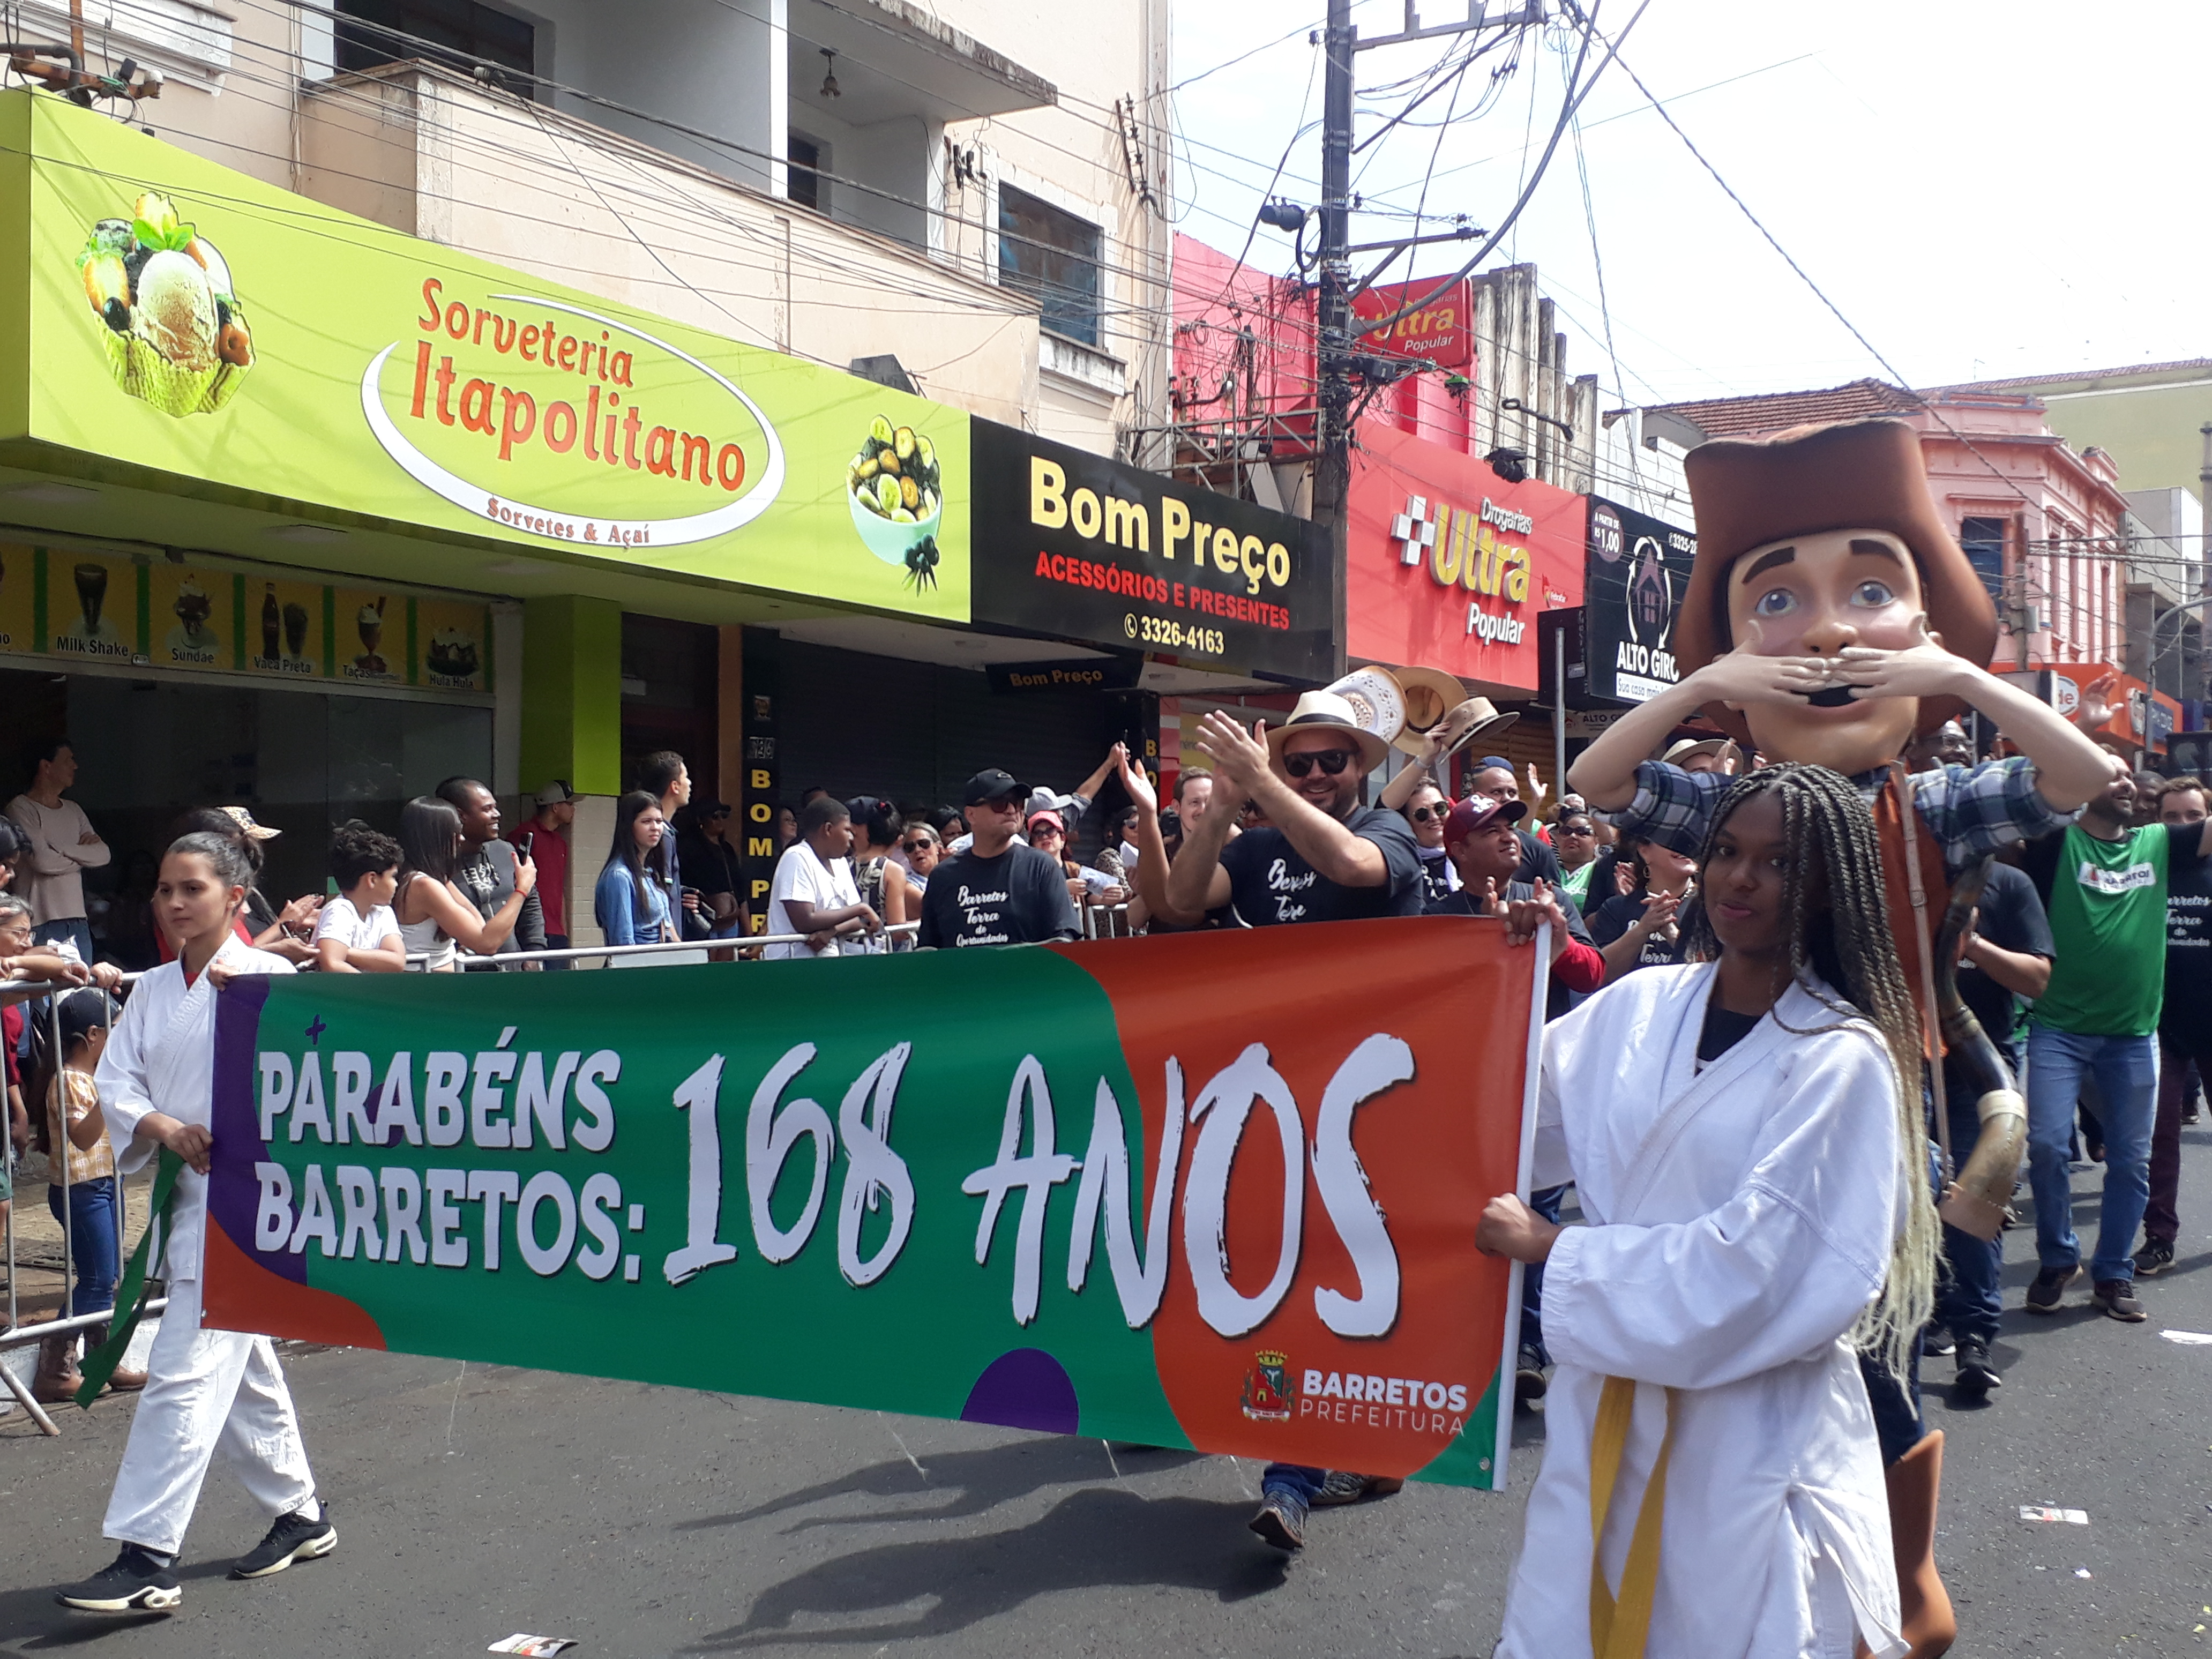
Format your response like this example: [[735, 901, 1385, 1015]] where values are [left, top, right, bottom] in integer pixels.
[[1514, 1342, 1549, 1403], [1248, 1489, 1307, 1552], [55, 1544, 181, 1613], [2135, 1240, 2177, 1276], [230, 1506, 337, 1580], [1922, 1324, 1956, 1358], [1954, 1335, 2001, 1394], [2092, 1280, 2147, 1323], [2025, 1264, 2080, 1313]]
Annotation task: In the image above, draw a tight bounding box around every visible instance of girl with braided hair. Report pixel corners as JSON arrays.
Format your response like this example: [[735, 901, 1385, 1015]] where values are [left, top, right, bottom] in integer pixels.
[[1479, 763, 1935, 1659]]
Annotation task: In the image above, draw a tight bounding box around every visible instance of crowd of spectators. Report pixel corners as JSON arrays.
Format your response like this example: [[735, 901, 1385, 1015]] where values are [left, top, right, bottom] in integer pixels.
[[3, 692, 2209, 1416]]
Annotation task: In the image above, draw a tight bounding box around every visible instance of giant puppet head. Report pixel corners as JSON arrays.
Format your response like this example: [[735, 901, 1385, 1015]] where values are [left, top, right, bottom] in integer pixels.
[[1673, 418, 1999, 777]]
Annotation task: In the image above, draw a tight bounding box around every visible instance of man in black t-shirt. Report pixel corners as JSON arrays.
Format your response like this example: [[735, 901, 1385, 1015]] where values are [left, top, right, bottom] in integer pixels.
[[1165, 698, 1422, 931], [1937, 858, 2052, 1394], [2143, 777, 2212, 1277], [1162, 687, 1421, 1557], [916, 769, 1082, 949]]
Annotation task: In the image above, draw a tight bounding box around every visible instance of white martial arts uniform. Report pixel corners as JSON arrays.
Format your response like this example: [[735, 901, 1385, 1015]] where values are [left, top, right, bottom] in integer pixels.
[[1496, 964, 1908, 1659], [96, 939, 317, 1556]]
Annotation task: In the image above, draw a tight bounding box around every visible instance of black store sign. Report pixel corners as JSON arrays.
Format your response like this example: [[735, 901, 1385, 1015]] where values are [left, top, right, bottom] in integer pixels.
[[970, 420, 1332, 682], [1584, 497, 1695, 706]]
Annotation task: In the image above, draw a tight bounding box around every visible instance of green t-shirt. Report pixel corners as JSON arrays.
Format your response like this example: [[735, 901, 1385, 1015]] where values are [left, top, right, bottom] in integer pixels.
[[2037, 822, 2171, 1035]]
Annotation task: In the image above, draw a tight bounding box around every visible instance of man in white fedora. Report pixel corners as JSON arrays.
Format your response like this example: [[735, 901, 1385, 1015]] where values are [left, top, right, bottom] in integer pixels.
[[1161, 682, 1424, 1555], [1163, 689, 1424, 932]]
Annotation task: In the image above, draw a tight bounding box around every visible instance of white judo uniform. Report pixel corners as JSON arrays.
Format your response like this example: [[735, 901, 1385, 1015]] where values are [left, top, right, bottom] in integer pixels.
[[1496, 963, 1908, 1659], [96, 939, 317, 1556]]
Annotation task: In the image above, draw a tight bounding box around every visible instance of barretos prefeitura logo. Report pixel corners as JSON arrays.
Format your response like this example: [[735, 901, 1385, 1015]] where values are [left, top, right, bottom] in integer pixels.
[[363, 278, 785, 548]]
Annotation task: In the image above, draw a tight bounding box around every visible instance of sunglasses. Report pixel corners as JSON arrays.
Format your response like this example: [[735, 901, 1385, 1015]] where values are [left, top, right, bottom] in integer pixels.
[[973, 793, 1026, 813], [1556, 823, 1595, 835], [1408, 804, 1445, 824], [1283, 748, 1355, 779], [1030, 824, 1063, 838], [901, 838, 935, 853]]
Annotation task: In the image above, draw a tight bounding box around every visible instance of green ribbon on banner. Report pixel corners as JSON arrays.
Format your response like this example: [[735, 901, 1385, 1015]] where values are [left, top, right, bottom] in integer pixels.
[[74, 1147, 181, 1407]]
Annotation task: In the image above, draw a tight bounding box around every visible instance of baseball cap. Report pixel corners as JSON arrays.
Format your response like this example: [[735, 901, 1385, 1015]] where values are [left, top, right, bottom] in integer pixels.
[[1473, 756, 1516, 774], [534, 780, 577, 808], [963, 768, 1024, 805], [218, 805, 281, 841], [1442, 793, 1528, 845], [701, 799, 733, 817], [1026, 808, 1066, 834]]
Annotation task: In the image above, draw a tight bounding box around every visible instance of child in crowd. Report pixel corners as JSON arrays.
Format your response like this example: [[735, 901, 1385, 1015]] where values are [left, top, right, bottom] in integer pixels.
[[34, 989, 144, 1403], [313, 821, 406, 974]]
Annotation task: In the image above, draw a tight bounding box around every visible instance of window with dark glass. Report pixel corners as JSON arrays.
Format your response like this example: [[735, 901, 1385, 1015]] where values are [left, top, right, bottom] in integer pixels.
[[335, 0, 536, 99], [787, 134, 824, 213], [998, 185, 1103, 348], [1958, 515, 2007, 600]]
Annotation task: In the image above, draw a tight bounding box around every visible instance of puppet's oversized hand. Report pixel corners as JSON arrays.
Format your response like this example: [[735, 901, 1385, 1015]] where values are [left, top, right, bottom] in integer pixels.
[[1476, 1194, 1560, 1262], [1689, 637, 1835, 711], [1833, 614, 1968, 701]]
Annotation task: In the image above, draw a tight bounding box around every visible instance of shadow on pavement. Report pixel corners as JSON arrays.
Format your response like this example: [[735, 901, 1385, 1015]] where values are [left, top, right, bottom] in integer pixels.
[[687, 1487, 1287, 1649], [677, 1435, 1204, 1534]]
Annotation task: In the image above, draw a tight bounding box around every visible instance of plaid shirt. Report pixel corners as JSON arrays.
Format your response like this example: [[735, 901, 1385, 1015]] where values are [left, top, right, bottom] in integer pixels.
[[1607, 755, 2078, 877]]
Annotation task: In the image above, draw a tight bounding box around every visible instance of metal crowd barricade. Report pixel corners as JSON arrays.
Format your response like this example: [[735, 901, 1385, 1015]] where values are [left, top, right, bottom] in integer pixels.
[[1083, 902, 1135, 940]]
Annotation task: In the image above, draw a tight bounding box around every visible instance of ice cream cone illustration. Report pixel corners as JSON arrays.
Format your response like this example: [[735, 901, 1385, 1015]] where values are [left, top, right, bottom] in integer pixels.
[[78, 193, 251, 418]]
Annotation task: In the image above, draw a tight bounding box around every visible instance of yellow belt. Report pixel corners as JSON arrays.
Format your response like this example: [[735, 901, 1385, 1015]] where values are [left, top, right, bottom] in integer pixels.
[[1588, 1376, 1678, 1659]]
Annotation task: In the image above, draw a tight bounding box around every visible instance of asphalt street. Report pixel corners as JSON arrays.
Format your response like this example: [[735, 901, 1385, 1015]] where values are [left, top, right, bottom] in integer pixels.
[[5, 1139, 2212, 1658]]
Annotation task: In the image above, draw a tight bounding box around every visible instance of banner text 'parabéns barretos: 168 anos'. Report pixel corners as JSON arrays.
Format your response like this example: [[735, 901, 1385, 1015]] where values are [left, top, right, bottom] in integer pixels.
[[200, 918, 1536, 1488]]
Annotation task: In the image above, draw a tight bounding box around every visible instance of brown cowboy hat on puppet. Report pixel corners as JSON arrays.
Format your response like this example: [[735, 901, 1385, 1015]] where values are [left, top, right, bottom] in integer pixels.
[[1674, 418, 1998, 747]]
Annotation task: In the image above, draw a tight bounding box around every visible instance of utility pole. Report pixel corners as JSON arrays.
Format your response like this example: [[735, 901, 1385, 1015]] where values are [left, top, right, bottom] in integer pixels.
[[1307, 3, 1547, 679], [1311, 0, 1356, 679]]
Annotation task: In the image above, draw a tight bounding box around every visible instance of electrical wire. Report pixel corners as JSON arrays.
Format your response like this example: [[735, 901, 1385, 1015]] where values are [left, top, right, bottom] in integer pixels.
[[1351, 0, 1648, 341], [1598, 36, 2068, 537]]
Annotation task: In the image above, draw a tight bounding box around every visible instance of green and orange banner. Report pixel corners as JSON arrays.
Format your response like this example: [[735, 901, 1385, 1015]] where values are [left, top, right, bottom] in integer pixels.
[[203, 920, 1538, 1488]]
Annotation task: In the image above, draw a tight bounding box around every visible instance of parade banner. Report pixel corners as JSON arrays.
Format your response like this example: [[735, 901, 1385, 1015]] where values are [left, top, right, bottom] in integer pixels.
[[201, 919, 1540, 1489]]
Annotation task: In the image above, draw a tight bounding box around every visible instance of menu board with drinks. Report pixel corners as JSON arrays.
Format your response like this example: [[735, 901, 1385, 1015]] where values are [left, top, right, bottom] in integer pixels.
[[0, 548, 491, 696], [47, 549, 138, 665], [248, 576, 330, 679]]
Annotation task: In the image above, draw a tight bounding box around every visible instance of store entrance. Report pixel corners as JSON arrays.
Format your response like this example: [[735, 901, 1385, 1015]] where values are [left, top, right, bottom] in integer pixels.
[[2, 667, 492, 969]]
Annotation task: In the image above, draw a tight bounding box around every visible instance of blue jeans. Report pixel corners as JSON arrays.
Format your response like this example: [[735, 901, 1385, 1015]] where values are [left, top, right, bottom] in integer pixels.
[[1934, 1048, 2011, 1344], [2026, 1022, 2159, 1284], [1261, 1463, 1324, 1509], [47, 1173, 120, 1320], [34, 917, 94, 966], [1520, 1184, 1568, 1364]]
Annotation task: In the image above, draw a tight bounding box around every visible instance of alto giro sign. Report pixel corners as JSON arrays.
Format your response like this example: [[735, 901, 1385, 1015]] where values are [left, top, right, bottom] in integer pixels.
[[9, 92, 970, 619], [1582, 497, 1695, 706], [1347, 422, 1586, 691]]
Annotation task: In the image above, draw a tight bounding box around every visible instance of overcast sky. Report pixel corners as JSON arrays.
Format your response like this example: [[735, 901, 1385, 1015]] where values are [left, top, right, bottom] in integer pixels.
[[1168, 1, 2209, 408]]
